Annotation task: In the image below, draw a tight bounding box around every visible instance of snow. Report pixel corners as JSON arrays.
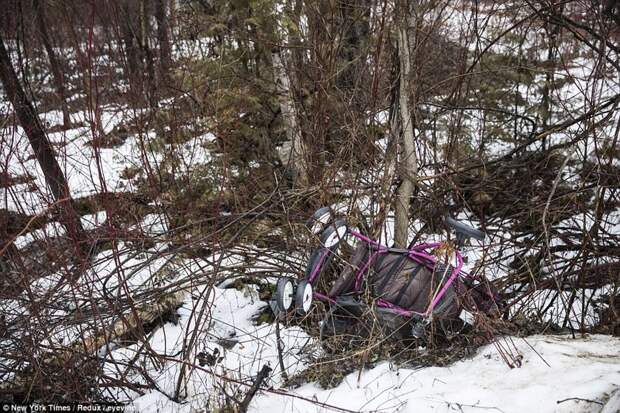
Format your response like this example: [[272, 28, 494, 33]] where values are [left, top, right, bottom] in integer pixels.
[[252, 334, 620, 413], [121, 275, 620, 413], [104, 282, 315, 410], [1, 3, 619, 412], [0, 106, 220, 215], [103, 203, 615, 413], [602, 388, 620, 413]]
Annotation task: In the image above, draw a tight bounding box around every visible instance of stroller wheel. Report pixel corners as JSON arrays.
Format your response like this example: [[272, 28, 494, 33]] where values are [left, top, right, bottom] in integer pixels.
[[295, 280, 313, 314], [275, 278, 296, 312], [306, 206, 332, 235], [320, 219, 348, 248]]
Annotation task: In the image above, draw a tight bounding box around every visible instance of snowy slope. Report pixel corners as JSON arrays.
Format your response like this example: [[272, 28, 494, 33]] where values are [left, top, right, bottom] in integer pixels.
[[121, 281, 620, 413], [252, 334, 620, 413]]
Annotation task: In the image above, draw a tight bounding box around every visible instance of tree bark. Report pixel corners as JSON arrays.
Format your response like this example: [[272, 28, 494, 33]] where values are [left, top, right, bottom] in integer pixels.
[[141, 0, 157, 106], [336, 0, 371, 94], [540, 2, 564, 150], [394, 5, 418, 248], [0, 35, 85, 256], [272, 49, 309, 187], [121, 0, 142, 90], [34, 0, 71, 128], [169, 0, 178, 33], [154, 0, 172, 83]]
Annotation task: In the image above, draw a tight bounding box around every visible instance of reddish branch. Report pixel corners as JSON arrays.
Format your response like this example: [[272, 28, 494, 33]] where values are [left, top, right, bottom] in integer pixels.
[[0, 35, 86, 264]]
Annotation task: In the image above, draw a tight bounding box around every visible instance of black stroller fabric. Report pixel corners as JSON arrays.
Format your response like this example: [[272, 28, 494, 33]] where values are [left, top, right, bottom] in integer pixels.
[[328, 244, 461, 320]]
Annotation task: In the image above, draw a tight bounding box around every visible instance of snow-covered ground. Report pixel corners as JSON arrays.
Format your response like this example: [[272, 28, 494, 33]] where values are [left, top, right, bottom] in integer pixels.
[[1, 2, 619, 412], [124, 279, 620, 413], [253, 336, 620, 413]]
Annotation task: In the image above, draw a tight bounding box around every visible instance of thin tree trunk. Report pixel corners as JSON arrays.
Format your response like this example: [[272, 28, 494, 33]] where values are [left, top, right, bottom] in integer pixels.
[[336, 0, 370, 93], [272, 49, 309, 187], [540, 3, 564, 150], [394, 7, 417, 248], [121, 0, 142, 91], [0, 36, 85, 257], [154, 0, 172, 83], [62, 2, 103, 135], [34, 0, 70, 128], [141, 0, 157, 106], [168, 0, 178, 34]]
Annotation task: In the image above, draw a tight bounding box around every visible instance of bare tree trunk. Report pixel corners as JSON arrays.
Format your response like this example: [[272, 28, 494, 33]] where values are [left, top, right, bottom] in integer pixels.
[[540, 2, 564, 150], [169, 0, 178, 33], [394, 6, 417, 248], [34, 0, 70, 128], [141, 0, 157, 106], [60, 2, 104, 136], [121, 0, 142, 91], [0, 36, 85, 256], [272, 49, 309, 187], [154, 0, 172, 83], [336, 0, 370, 94]]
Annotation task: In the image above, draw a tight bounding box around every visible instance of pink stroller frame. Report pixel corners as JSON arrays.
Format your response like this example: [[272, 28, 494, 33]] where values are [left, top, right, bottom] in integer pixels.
[[272, 208, 492, 339]]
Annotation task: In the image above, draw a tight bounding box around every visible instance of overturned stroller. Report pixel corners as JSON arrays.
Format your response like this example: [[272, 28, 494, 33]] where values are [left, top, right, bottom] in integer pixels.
[[271, 208, 502, 345]]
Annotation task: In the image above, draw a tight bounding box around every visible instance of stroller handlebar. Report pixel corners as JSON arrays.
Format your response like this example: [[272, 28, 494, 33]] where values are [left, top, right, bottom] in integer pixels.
[[445, 216, 485, 242]]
